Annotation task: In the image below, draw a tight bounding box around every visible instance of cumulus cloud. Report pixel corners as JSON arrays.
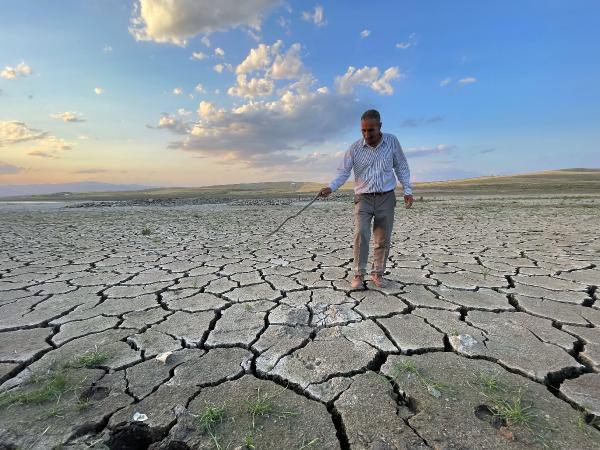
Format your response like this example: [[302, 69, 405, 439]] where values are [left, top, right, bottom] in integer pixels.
[[173, 87, 183, 95], [0, 121, 72, 155], [335, 66, 402, 95], [404, 144, 454, 158], [227, 74, 274, 98], [0, 121, 46, 145], [194, 83, 206, 93], [129, 0, 280, 46], [0, 161, 23, 175], [148, 113, 192, 135], [103, 45, 113, 53], [270, 43, 304, 79], [236, 42, 279, 74], [201, 36, 211, 47], [166, 88, 363, 165], [458, 76, 477, 85], [1, 62, 33, 80], [360, 29, 370, 38], [302, 5, 326, 26], [191, 51, 207, 60], [94, 87, 104, 95], [213, 63, 233, 73], [50, 111, 86, 123], [214, 47, 225, 57]]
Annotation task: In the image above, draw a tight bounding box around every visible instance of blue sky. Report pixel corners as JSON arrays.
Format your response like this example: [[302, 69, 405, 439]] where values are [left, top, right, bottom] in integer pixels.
[[1, 0, 599, 186]]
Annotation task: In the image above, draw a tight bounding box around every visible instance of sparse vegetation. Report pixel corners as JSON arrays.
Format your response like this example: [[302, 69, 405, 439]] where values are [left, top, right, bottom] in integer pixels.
[[65, 351, 110, 369], [0, 371, 71, 407], [246, 387, 296, 429], [490, 388, 537, 427], [196, 404, 226, 450], [298, 438, 320, 449], [390, 360, 447, 396], [141, 227, 152, 235], [243, 435, 256, 449]]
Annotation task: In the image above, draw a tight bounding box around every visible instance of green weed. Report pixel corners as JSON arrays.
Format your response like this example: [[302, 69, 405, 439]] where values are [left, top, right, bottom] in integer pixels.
[[0, 371, 71, 407], [246, 387, 296, 429]]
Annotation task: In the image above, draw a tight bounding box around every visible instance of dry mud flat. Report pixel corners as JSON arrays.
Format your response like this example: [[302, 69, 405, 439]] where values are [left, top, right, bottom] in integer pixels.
[[0, 195, 599, 449]]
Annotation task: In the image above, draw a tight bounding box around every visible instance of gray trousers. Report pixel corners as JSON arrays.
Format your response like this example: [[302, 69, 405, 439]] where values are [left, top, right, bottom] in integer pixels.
[[353, 191, 396, 276]]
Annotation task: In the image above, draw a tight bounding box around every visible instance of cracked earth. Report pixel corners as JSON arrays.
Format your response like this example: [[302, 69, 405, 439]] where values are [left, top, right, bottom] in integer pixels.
[[1, 196, 599, 449]]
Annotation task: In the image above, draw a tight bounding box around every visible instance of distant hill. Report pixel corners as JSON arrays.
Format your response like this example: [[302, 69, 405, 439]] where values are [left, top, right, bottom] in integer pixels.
[[0, 182, 152, 198], [1, 169, 599, 201]]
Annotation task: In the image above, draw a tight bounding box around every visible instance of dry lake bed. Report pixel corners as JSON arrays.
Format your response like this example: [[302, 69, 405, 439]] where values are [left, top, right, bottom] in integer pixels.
[[1, 195, 600, 449]]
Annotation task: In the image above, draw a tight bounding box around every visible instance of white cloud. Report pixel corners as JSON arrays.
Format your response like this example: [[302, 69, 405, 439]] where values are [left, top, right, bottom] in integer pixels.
[[201, 36, 211, 47], [302, 5, 326, 26], [0, 121, 46, 145], [0, 121, 72, 156], [335, 66, 402, 95], [50, 112, 86, 123], [360, 29, 370, 38], [94, 87, 104, 95], [214, 47, 225, 57], [1, 62, 33, 80], [162, 87, 363, 166], [395, 33, 419, 50], [440, 77, 451, 87], [178, 108, 192, 116], [214, 64, 225, 73], [152, 113, 191, 134], [227, 74, 274, 98], [405, 144, 454, 158], [270, 43, 304, 79], [236, 42, 274, 74], [173, 87, 183, 95], [129, 0, 280, 46], [458, 76, 477, 85], [103, 45, 113, 53], [191, 51, 207, 60], [195, 83, 206, 93]]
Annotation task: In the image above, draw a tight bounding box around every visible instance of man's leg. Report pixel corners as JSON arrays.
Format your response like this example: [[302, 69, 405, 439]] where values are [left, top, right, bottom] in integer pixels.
[[371, 192, 396, 276], [353, 195, 374, 276]]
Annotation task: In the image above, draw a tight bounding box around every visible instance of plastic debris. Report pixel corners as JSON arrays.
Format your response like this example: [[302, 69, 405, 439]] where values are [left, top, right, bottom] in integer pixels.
[[133, 412, 148, 422], [155, 351, 173, 364], [270, 258, 289, 267], [427, 386, 442, 398]]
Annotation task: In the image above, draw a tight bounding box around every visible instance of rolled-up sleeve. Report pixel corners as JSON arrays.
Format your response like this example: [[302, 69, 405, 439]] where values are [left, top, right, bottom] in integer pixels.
[[392, 138, 412, 195], [328, 148, 353, 192]]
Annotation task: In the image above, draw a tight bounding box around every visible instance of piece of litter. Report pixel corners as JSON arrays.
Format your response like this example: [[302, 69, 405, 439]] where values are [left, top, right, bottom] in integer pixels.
[[270, 258, 289, 266], [155, 351, 173, 364], [133, 412, 148, 422], [427, 386, 441, 398]]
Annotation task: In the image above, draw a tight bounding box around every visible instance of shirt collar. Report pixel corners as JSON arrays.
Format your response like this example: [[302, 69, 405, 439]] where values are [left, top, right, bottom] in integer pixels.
[[362, 133, 384, 150]]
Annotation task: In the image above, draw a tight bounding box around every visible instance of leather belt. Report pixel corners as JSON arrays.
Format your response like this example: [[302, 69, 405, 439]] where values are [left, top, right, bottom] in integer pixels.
[[361, 189, 394, 196]]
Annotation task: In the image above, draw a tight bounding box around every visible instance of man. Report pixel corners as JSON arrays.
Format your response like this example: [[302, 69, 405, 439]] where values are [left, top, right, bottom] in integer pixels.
[[318, 109, 413, 289]]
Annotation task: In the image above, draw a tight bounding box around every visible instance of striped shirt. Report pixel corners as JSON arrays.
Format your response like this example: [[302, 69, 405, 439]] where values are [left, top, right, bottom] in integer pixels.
[[328, 133, 412, 195]]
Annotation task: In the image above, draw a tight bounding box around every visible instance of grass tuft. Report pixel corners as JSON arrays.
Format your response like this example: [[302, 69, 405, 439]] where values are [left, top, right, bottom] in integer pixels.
[[246, 387, 296, 429], [490, 388, 537, 427], [196, 405, 226, 450], [0, 371, 71, 407], [141, 227, 152, 236], [65, 351, 110, 369]]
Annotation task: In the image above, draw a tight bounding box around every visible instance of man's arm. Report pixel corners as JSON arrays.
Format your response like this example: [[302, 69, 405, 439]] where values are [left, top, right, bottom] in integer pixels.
[[324, 148, 353, 194], [392, 138, 412, 196], [392, 137, 413, 208]]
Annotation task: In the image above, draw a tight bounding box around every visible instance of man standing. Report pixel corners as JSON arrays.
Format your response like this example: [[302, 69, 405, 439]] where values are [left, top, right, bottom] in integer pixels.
[[318, 109, 413, 289]]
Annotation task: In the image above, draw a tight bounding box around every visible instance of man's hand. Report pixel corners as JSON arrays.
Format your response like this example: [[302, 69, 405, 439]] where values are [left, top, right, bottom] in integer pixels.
[[318, 187, 333, 198], [404, 194, 413, 209]]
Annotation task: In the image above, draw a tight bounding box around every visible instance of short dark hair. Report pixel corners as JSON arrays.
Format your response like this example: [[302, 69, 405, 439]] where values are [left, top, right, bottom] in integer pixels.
[[361, 109, 381, 122]]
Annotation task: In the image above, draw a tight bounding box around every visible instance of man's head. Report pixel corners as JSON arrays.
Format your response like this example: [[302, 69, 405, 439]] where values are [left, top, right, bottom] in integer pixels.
[[361, 109, 382, 146]]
